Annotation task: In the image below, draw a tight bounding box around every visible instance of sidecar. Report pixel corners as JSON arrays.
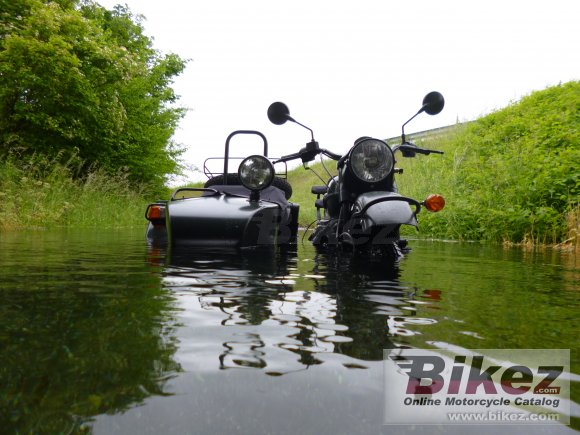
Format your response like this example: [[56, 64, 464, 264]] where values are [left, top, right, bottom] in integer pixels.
[[145, 130, 300, 248]]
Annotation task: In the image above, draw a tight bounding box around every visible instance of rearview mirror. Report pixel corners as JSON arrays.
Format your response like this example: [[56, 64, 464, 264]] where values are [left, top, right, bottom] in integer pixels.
[[401, 91, 445, 143], [421, 91, 445, 115], [267, 102, 291, 125]]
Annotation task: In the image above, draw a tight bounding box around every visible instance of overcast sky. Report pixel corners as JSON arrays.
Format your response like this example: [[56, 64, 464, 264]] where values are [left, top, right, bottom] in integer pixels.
[[97, 0, 579, 182]]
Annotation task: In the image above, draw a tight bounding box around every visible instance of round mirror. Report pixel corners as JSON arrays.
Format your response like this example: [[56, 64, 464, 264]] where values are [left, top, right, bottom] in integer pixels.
[[422, 91, 445, 115], [267, 102, 291, 125]]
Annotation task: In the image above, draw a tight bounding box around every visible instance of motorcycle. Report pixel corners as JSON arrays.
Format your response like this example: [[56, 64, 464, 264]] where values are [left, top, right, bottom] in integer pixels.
[[267, 91, 447, 257]]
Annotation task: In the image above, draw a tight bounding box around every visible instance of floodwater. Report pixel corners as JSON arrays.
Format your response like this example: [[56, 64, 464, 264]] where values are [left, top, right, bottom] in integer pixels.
[[0, 229, 578, 434]]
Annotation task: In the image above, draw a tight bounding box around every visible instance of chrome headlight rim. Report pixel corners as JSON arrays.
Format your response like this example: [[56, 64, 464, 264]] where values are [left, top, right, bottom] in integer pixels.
[[349, 138, 394, 183], [238, 155, 275, 191]]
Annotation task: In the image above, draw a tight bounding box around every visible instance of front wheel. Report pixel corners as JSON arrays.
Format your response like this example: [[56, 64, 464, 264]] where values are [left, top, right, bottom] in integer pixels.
[[309, 220, 338, 247]]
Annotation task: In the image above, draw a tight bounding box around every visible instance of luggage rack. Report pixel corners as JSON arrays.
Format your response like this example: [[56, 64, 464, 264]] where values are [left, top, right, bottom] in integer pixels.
[[203, 157, 288, 180], [202, 130, 288, 180]]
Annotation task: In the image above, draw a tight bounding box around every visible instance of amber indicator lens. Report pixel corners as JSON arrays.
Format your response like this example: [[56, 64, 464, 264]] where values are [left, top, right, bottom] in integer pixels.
[[424, 194, 445, 212]]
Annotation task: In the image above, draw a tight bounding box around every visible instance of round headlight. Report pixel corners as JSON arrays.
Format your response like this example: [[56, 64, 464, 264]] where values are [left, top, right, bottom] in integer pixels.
[[350, 138, 394, 183], [238, 155, 275, 191]]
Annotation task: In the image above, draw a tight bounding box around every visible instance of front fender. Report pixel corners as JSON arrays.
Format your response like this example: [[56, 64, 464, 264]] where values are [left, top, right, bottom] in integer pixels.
[[354, 191, 418, 227]]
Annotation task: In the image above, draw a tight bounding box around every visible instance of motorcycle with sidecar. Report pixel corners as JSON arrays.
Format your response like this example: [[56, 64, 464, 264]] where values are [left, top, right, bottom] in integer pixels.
[[145, 92, 446, 256]]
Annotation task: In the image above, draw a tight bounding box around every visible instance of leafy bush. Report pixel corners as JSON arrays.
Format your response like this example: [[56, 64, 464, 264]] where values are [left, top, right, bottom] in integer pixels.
[[0, 0, 186, 191]]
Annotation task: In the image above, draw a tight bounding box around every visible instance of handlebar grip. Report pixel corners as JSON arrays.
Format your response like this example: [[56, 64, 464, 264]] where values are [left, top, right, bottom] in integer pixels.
[[276, 152, 301, 163]]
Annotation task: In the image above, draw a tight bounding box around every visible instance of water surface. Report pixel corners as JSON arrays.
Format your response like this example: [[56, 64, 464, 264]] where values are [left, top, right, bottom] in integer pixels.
[[0, 230, 578, 434]]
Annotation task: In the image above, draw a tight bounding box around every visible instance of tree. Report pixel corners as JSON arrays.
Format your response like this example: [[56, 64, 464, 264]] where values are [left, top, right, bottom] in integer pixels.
[[0, 0, 187, 189]]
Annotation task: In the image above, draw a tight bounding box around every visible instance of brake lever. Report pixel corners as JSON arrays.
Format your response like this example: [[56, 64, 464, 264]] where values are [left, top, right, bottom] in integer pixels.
[[423, 149, 444, 155], [396, 142, 443, 156]]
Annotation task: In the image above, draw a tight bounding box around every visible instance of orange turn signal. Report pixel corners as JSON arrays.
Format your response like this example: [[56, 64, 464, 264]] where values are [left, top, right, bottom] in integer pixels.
[[423, 194, 445, 212], [146, 204, 166, 221]]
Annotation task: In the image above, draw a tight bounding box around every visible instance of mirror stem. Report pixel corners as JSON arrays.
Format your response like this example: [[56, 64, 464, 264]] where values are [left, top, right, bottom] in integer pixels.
[[289, 118, 315, 141], [401, 109, 423, 143]]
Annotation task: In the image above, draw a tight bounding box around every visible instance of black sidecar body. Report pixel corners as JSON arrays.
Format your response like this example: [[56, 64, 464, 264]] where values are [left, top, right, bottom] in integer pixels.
[[145, 131, 299, 248]]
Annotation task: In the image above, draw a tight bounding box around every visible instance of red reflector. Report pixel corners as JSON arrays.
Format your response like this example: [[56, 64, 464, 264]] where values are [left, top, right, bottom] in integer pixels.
[[146, 205, 165, 221], [424, 194, 445, 212]]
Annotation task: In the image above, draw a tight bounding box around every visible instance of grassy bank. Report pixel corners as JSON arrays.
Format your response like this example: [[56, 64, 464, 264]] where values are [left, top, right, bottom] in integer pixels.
[[397, 81, 579, 246], [0, 154, 151, 230], [287, 161, 337, 227]]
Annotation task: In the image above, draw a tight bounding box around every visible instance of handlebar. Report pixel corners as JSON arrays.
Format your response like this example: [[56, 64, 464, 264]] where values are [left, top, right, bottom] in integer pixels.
[[321, 149, 341, 160], [415, 148, 444, 155], [276, 142, 441, 165], [393, 142, 444, 157], [276, 151, 302, 163], [274, 147, 342, 164]]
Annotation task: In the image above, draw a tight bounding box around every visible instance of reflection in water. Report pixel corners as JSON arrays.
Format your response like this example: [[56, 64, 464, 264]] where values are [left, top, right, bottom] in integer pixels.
[[0, 230, 180, 434], [161, 243, 580, 372], [162, 246, 439, 374], [1, 231, 578, 434], [157, 242, 578, 433]]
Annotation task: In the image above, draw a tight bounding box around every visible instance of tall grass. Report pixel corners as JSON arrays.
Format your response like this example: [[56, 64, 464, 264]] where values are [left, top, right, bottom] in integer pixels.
[[397, 81, 580, 245], [394, 124, 474, 241], [561, 205, 580, 252], [287, 160, 337, 227], [0, 153, 150, 230]]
